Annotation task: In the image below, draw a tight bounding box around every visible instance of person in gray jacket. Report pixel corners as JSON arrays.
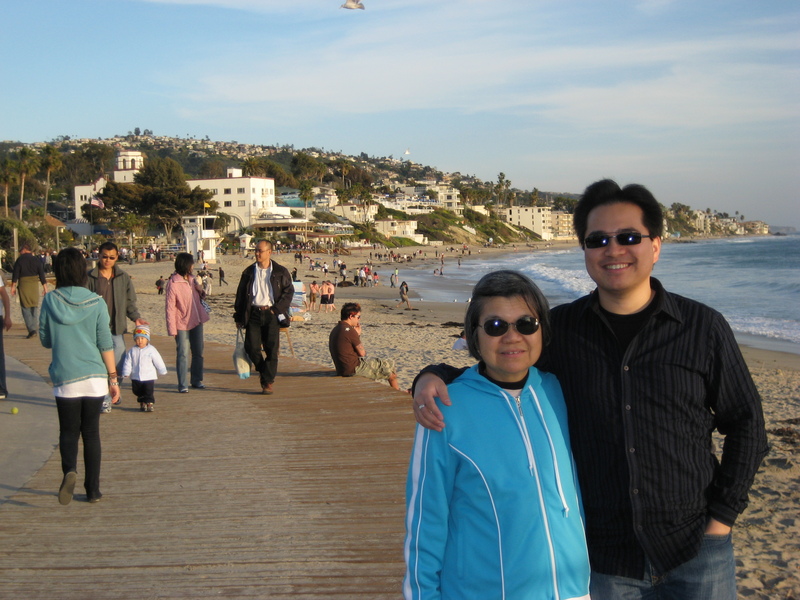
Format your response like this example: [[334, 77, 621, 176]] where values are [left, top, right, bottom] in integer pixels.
[[86, 241, 148, 413]]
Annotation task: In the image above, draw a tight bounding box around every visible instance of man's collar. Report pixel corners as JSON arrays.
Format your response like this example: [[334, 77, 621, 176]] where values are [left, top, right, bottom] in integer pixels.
[[584, 278, 681, 323]]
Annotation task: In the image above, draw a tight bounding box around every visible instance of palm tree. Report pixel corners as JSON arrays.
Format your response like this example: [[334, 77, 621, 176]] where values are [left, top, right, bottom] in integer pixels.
[[241, 156, 263, 177], [15, 147, 40, 220], [315, 162, 327, 184], [495, 172, 507, 206], [0, 158, 18, 218], [337, 159, 351, 188], [40, 144, 63, 216], [298, 180, 314, 223]]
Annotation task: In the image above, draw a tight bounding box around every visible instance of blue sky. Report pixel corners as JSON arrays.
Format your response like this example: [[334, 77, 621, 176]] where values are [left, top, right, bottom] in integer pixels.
[[2, 0, 798, 226]]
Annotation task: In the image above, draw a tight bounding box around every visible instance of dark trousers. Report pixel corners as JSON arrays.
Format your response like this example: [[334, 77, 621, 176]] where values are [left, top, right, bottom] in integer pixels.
[[131, 379, 156, 403], [55, 396, 103, 498], [244, 308, 281, 386]]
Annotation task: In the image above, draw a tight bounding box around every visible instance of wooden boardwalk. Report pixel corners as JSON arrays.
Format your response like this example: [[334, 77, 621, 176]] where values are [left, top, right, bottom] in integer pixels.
[[0, 330, 412, 599]]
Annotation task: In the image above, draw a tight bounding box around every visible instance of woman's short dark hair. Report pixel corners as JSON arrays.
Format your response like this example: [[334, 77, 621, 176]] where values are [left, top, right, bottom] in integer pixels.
[[53, 247, 88, 288], [573, 179, 664, 247], [174, 252, 194, 276], [464, 270, 551, 361]]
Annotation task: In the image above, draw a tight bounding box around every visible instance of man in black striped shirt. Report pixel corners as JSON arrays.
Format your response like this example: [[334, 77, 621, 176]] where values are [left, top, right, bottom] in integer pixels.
[[412, 179, 768, 599]]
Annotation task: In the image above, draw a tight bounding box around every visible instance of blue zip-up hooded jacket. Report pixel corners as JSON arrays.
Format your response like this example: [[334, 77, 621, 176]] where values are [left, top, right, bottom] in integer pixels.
[[39, 287, 114, 387], [404, 364, 591, 600]]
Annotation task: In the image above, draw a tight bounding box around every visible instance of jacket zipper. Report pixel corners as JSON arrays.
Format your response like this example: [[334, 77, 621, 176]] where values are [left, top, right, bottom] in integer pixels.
[[506, 388, 562, 600]]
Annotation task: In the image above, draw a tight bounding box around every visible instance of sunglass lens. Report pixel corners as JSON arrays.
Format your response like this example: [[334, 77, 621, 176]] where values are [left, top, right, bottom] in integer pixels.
[[584, 235, 608, 249], [483, 319, 509, 337], [618, 233, 642, 245], [515, 317, 540, 335]]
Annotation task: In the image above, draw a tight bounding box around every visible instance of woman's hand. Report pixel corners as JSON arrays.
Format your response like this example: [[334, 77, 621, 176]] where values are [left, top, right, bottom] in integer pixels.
[[412, 373, 451, 432], [109, 383, 121, 404]]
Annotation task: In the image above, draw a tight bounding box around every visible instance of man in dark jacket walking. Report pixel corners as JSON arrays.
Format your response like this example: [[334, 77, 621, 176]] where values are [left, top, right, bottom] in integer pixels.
[[233, 239, 294, 395], [86, 241, 148, 412]]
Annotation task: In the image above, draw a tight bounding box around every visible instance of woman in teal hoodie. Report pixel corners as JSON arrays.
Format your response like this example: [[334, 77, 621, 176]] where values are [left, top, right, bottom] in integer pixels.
[[39, 248, 120, 505], [404, 271, 590, 599]]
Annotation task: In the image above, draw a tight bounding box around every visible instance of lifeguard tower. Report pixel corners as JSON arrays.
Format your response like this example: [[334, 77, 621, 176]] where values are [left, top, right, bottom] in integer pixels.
[[182, 215, 220, 264]]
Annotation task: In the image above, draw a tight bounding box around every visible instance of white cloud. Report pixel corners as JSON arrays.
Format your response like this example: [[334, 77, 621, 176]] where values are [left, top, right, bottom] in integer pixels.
[[171, 12, 798, 137]]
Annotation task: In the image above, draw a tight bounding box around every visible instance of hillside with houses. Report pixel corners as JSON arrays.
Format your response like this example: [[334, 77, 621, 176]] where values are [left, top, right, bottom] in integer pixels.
[[0, 133, 775, 255]]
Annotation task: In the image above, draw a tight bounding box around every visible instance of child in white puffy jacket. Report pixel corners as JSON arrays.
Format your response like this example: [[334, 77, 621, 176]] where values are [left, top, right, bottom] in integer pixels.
[[119, 326, 168, 412]]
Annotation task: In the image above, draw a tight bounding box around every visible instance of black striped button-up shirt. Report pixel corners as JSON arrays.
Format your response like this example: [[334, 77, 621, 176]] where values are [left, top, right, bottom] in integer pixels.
[[539, 278, 768, 578]]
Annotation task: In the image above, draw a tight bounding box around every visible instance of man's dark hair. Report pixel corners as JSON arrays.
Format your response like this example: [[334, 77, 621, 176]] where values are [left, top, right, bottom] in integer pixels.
[[53, 247, 88, 288], [340, 302, 361, 321], [98, 241, 119, 254], [573, 179, 663, 247], [174, 252, 195, 276], [256, 239, 274, 251], [464, 270, 551, 360]]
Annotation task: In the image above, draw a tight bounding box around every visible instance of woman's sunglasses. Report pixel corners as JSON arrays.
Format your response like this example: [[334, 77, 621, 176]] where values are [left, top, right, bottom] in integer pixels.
[[480, 316, 540, 337], [584, 232, 652, 249]]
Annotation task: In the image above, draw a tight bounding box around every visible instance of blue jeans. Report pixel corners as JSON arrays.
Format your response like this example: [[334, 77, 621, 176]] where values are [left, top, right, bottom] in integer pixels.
[[590, 533, 736, 600], [21, 305, 38, 334], [175, 324, 204, 390]]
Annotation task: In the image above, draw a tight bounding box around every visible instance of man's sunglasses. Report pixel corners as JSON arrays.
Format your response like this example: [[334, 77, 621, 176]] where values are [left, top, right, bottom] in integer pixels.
[[480, 316, 540, 337], [584, 232, 653, 249]]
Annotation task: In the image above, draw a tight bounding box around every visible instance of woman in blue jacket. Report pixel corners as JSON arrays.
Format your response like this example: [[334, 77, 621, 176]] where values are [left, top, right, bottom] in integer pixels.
[[404, 270, 590, 599], [39, 248, 120, 505]]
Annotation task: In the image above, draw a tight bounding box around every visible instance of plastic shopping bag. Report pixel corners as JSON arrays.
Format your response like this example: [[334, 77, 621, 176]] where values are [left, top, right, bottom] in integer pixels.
[[233, 329, 252, 379]]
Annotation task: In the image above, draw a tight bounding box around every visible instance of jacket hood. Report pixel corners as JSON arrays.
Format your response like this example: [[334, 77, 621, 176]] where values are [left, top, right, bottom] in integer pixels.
[[45, 287, 106, 326]]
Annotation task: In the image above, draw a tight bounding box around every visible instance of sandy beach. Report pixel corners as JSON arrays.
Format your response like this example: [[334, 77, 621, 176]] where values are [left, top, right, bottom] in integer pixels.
[[9, 244, 799, 597]]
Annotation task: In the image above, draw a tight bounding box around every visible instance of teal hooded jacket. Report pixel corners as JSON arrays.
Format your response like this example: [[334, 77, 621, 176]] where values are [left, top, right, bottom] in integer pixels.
[[404, 364, 591, 600], [39, 287, 114, 387]]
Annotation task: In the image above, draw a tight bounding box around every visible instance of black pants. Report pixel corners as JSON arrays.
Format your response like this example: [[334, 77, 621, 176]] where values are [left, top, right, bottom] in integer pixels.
[[55, 396, 103, 498], [245, 309, 281, 386], [131, 379, 156, 403]]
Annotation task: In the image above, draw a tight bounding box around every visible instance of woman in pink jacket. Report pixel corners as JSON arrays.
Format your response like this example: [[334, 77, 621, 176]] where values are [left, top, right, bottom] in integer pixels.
[[165, 252, 210, 392]]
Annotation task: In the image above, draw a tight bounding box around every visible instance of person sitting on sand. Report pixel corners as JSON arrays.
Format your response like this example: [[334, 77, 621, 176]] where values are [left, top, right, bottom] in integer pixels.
[[451, 330, 467, 351], [329, 302, 401, 391]]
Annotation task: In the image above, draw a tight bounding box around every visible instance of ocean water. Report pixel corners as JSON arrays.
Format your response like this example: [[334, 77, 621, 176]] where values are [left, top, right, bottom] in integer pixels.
[[399, 235, 800, 356]]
